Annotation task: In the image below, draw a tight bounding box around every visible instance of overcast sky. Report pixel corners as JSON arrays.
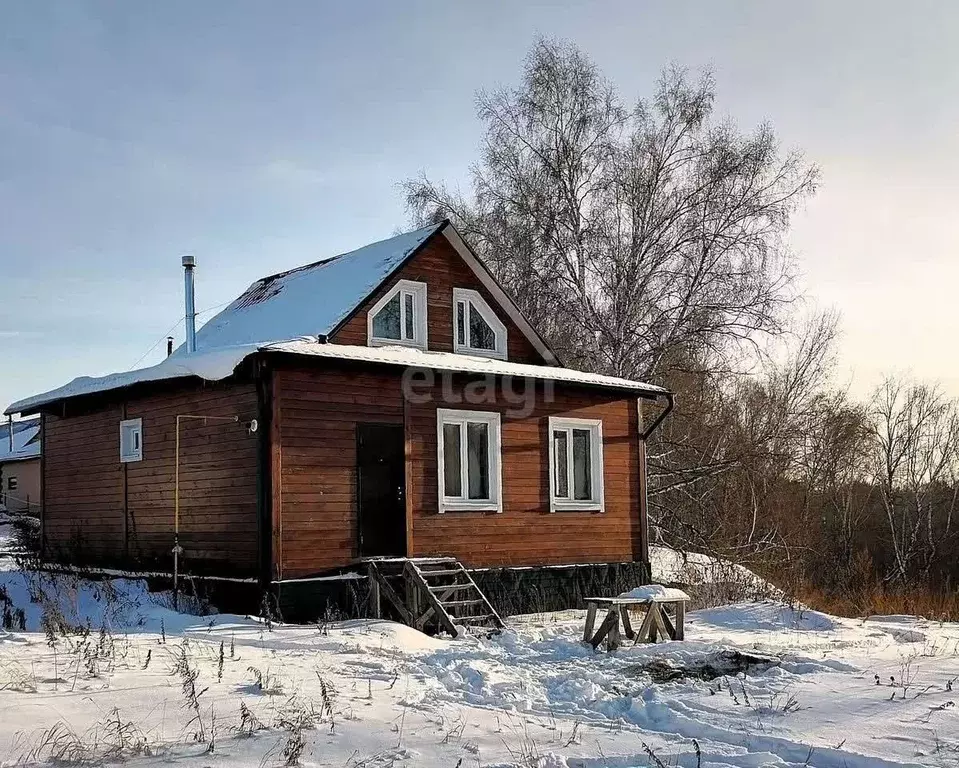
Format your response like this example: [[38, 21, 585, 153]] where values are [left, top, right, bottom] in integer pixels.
[[2, 0, 957, 412]]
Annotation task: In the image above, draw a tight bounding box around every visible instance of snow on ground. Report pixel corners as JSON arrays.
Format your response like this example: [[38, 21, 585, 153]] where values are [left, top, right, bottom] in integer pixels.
[[650, 545, 780, 605], [620, 585, 690, 601], [1, 574, 958, 766], [0, 552, 957, 766], [0, 514, 29, 573]]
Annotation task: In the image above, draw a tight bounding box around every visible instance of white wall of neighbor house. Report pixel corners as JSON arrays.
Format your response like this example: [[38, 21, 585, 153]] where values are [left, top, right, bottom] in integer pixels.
[[1, 459, 41, 515]]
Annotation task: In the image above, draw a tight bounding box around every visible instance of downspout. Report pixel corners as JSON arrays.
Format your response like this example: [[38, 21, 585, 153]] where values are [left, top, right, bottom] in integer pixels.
[[636, 392, 674, 575], [640, 392, 674, 440], [254, 357, 274, 592], [172, 414, 239, 610]]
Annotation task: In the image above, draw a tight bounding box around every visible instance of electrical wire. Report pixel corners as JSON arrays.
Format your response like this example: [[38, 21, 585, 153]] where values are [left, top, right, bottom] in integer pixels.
[[196, 299, 233, 317], [128, 299, 235, 370], [129, 318, 184, 370]]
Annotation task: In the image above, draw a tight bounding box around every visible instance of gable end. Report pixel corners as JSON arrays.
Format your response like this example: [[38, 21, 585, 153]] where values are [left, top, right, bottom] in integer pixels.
[[329, 222, 559, 365]]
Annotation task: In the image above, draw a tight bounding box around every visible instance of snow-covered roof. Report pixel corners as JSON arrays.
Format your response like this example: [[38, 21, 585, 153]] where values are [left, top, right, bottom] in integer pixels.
[[0, 419, 41, 463], [263, 340, 667, 396], [6, 222, 664, 415], [6, 339, 665, 415], [5, 344, 262, 415], [188, 223, 443, 352]]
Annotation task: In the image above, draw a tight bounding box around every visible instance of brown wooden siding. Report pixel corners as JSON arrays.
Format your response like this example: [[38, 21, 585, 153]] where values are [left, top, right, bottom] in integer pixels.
[[330, 237, 545, 364], [406, 380, 642, 567], [272, 360, 643, 577], [44, 405, 126, 561], [272, 364, 405, 579], [124, 386, 259, 572], [42, 380, 259, 575]]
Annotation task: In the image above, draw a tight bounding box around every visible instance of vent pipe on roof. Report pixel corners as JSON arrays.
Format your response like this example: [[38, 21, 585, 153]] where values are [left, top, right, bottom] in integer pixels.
[[182, 255, 197, 354], [166, 336, 174, 357]]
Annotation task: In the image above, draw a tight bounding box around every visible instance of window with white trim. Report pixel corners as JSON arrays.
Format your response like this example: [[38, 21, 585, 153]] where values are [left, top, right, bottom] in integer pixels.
[[119, 418, 143, 463], [367, 280, 428, 348], [548, 417, 604, 512], [452, 288, 507, 359], [7, 476, 17, 491], [437, 409, 502, 512]]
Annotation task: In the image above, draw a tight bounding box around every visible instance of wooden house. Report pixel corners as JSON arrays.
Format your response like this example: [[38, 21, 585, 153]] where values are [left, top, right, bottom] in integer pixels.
[[0, 417, 41, 515], [5, 222, 672, 623]]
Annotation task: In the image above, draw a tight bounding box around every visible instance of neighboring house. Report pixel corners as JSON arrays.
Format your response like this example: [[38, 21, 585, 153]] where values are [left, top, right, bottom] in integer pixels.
[[0, 417, 41, 515], [4, 221, 672, 619]]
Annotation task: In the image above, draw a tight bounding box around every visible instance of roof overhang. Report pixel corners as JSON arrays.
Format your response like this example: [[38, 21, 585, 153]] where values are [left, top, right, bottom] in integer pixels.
[[261, 340, 664, 397], [0, 453, 40, 464], [5, 343, 262, 416], [5, 339, 667, 415]]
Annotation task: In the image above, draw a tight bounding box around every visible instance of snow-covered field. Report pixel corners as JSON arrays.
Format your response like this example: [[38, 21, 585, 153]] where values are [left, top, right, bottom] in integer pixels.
[[1, 545, 958, 766]]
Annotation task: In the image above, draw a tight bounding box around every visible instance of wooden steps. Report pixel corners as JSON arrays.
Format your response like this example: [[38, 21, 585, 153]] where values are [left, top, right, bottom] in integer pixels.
[[366, 557, 504, 637]]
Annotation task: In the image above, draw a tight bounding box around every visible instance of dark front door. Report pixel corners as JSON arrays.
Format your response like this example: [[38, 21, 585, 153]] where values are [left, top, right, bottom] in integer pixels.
[[356, 423, 407, 558]]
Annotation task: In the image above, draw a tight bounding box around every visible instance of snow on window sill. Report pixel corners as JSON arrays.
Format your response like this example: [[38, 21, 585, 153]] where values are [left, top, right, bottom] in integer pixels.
[[439, 501, 502, 514], [369, 337, 427, 350], [452, 343, 507, 361], [550, 501, 604, 513]]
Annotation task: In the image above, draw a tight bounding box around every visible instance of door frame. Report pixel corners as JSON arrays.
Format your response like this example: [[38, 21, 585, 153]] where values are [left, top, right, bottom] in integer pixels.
[[355, 422, 408, 559]]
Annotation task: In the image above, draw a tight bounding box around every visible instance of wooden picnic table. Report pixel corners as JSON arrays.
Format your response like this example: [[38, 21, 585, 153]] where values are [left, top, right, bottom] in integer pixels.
[[583, 589, 689, 651]]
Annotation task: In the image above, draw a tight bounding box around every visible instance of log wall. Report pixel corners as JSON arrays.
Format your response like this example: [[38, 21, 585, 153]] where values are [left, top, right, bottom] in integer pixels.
[[271, 364, 405, 579], [41, 380, 259, 575], [272, 361, 644, 577]]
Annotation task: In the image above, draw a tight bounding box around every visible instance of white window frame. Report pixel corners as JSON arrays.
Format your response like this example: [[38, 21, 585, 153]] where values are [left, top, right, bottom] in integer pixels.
[[367, 279, 428, 349], [548, 417, 604, 512], [119, 418, 143, 463], [452, 288, 508, 360], [436, 408, 503, 513]]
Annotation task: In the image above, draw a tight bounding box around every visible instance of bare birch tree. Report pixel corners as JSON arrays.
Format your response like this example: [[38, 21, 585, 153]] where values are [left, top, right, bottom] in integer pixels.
[[650, 309, 842, 560], [401, 37, 959, 604], [404, 38, 819, 382], [869, 377, 959, 584]]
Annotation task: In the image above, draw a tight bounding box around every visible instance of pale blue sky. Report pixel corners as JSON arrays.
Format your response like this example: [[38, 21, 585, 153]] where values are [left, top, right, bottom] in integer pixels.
[[2, 1, 958, 411]]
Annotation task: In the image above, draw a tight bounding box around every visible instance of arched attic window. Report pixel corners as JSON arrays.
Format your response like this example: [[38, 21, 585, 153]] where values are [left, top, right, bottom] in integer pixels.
[[367, 280, 428, 349], [453, 288, 508, 360]]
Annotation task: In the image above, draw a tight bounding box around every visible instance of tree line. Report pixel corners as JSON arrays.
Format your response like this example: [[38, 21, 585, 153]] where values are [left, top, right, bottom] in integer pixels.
[[403, 39, 959, 615]]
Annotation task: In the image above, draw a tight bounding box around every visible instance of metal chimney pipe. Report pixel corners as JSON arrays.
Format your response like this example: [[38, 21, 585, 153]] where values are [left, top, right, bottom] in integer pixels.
[[166, 336, 174, 357], [182, 255, 197, 354]]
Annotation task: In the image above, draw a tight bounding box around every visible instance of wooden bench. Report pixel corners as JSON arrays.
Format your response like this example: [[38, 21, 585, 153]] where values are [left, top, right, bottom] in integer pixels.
[[583, 589, 689, 651]]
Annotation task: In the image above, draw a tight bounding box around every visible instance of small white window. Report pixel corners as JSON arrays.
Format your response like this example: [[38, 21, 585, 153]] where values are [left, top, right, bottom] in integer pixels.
[[548, 417, 604, 512], [367, 280, 428, 349], [119, 418, 143, 463], [437, 409, 502, 512], [7, 476, 17, 491], [452, 288, 507, 359]]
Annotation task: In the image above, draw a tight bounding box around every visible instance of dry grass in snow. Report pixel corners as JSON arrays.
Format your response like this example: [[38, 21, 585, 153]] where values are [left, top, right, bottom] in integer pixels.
[[0, 541, 957, 766]]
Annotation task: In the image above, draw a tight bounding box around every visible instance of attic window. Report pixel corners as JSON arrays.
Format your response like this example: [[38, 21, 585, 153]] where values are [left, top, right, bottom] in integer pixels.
[[119, 418, 143, 463], [453, 288, 507, 359], [367, 280, 428, 349]]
